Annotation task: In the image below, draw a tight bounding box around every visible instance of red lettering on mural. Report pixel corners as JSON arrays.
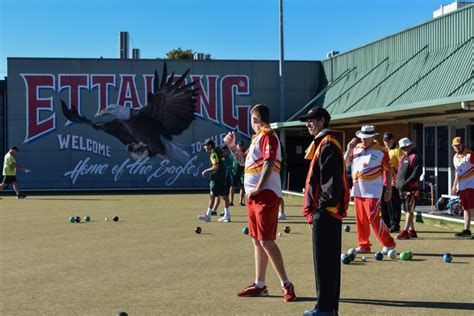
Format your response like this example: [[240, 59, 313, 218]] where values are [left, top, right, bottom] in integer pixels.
[[19, 72, 253, 144], [59, 74, 89, 116], [143, 75, 154, 99], [192, 75, 218, 122], [21, 74, 56, 143], [91, 75, 115, 113], [221, 75, 250, 136], [117, 75, 142, 109]]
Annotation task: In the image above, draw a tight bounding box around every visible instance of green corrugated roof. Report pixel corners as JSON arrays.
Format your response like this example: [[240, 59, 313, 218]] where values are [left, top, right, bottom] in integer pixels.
[[286, 4, 474, 124]]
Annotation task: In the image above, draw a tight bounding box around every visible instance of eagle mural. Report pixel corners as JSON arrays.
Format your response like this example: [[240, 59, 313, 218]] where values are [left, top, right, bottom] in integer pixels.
[[61, 63, 198, 163]]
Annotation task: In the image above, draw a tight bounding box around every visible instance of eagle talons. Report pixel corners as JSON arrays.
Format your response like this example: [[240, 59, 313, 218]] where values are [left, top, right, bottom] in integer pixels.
[[127, 143, 150, 160]]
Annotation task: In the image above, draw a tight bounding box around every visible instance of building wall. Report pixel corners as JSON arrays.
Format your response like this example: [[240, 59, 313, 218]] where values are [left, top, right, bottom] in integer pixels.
[[6, 58, 322, 190]]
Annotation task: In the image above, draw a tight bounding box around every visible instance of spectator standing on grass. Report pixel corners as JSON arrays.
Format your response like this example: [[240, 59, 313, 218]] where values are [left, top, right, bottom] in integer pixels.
[[395, 137, 423, 240], [381, 132, 403, 233], [451, 136, 474, 238], [215, 146, 234, 216], [229, 142, 246, 207]]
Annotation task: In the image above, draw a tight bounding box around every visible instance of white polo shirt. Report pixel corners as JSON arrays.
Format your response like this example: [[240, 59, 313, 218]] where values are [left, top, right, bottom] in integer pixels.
[[244, 125, 282, 197], [348, 142, 390, 198], [453, 149, 474, 191]]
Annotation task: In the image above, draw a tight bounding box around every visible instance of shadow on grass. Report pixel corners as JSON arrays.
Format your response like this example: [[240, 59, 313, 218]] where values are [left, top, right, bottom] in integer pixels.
[[265, 295, 316, 302], [417, 230, 457, 234], [346, 262, 366, 265], [413, 237, 473, 241], [275, 221, 312, 225], [413, 252, 474, 258], [30, 198, 122, 201], [340, 298, 474, 311]]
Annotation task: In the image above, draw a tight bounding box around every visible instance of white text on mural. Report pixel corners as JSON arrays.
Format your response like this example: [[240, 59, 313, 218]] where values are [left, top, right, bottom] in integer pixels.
[[57, 134, 111, 157], [64, 156, 204, 186]]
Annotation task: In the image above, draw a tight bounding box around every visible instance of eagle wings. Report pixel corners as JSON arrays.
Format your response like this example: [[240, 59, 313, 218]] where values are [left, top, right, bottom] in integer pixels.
[[61, 63, 198, 162]]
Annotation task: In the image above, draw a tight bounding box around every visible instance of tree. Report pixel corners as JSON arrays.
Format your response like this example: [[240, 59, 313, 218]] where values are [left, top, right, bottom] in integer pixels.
[[166, 48, 211, 60]]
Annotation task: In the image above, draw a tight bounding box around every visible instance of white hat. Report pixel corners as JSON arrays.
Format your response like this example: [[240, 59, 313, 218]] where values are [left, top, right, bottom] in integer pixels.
[[399, 137, 413, 148], [355, 125, 378, 139]]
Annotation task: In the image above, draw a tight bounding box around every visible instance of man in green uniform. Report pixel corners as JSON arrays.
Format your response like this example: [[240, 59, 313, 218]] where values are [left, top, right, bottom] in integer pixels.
[[198, 139, 231, 222], [214, 146, 234, 215], [1, 146, 28, 199], [230, 141, 245, 206]]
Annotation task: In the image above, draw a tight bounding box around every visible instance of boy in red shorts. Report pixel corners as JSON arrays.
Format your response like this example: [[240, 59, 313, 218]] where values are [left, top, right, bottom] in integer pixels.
[[224, 104, 296, 302]]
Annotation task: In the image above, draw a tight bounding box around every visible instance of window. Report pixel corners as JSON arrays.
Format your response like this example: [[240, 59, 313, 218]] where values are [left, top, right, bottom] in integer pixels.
[[437, 126, 448, 168], [424, 127, 435, 168]]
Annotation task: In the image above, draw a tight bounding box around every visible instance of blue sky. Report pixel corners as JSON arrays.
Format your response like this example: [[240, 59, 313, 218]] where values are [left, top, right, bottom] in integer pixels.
[[1, 0, 448, 78]]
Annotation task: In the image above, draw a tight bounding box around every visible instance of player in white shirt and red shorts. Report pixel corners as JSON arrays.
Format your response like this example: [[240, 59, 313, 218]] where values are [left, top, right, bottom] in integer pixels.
[[451, 136, 474, 238], [225, 104, 296, 303]]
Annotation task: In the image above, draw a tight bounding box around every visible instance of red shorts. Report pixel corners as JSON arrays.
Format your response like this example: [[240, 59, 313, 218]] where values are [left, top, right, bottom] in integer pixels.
[[459, 188, 474, 210], [247, 189, 281, 241]]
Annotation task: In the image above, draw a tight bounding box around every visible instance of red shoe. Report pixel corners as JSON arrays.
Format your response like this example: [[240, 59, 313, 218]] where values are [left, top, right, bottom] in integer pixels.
[[237, 283, 268, 297], [396, 230, 410, 240], [282, 282, 296, 302], [408, 230, 418, 238]]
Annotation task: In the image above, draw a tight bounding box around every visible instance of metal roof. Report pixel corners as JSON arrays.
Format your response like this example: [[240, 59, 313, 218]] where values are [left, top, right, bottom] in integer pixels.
[[284, 4, 474, 127]]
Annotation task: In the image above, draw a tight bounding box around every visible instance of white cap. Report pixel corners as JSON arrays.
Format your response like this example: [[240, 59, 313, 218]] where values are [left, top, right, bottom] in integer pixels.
[[399, 137, 413, 148]]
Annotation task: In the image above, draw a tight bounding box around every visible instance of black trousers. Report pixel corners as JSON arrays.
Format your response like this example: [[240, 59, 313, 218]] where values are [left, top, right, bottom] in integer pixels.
[[380, 186, 401, 229], [312, 211, 342, 312]]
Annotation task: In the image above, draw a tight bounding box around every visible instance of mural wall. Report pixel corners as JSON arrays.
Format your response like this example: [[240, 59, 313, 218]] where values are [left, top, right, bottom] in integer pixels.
[[7, 58, 321, 190]]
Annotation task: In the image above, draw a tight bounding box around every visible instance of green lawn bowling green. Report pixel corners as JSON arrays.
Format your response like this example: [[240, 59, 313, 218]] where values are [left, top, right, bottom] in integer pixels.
[[0, 193, 472, 315]]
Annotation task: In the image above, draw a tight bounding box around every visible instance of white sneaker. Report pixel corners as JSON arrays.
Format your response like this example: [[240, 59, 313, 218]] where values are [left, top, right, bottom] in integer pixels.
[[198, 214, 211, 222], [218, 216, 231, 223], [278, 212, 287, 221], [355, 247, 371, 254], [382, 246, 395, 255]]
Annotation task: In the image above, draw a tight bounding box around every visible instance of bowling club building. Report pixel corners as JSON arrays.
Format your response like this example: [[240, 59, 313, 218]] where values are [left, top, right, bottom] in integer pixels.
[[0, 4, 472, 197], [272, 4, 473, 201]]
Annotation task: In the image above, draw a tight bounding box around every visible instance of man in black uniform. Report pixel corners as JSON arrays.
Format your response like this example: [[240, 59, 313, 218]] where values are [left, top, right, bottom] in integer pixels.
[[300, 107, 350, 316], [395, 137, 423, 240]]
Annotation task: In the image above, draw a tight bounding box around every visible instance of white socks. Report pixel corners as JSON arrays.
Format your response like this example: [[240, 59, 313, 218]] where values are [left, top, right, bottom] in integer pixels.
[[280, 279, 290, 286], [255, 280, 290, 288], [206, 208, 213, 216], [223, 207, 230, 218]]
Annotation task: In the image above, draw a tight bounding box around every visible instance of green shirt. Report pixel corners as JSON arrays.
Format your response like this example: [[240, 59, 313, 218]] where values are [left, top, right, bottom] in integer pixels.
[[3, 152, 16, 176], [209, 148, 226, 180], [231, 156, 244, 177], [224, 154, 233, 177]]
